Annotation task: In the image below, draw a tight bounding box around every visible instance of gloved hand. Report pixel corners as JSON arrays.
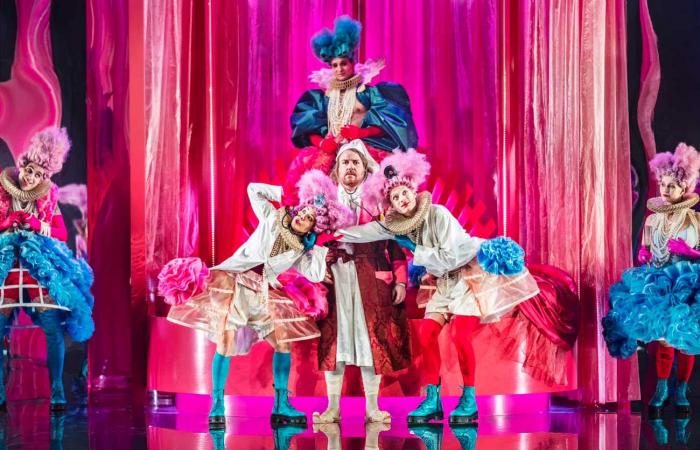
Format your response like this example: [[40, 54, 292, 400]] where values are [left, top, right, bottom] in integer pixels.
[[637, 246, 652, 264], [340, 125, 382, 141], [0, 211, 28, 232], [22, 214, 43, 233], [316, 232, 342, 246], [394, 235, 416, 252], [303, 232, 318, 252], [668, 238, 700, 259], [310, 134, 339, 153]]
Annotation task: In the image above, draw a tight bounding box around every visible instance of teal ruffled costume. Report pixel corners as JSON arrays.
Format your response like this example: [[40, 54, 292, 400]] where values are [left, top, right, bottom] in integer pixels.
[[603, 260, 700, 358], [0, 230, 93, 410], [0, 230, 94, 342]]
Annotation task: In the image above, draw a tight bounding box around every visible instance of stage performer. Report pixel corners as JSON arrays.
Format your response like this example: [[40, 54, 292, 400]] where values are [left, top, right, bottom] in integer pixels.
[[158, 171, 353, 430], [337, 150, 541, 426], [0, 127, 94, 412], [603, 143, 700, 418], [284, 15, 418, 206], [312, 140, 411, 425]]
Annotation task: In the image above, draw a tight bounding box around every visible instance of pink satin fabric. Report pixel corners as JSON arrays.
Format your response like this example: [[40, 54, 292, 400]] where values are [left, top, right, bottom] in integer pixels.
[[87, 0, 135, 390]]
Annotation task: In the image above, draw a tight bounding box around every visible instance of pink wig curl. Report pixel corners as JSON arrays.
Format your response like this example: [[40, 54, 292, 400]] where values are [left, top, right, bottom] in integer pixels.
[[362, 149, 430, 210], [18, 127, 71, 176], [650, 142, 700, 190], [296, 169, 355, 233]]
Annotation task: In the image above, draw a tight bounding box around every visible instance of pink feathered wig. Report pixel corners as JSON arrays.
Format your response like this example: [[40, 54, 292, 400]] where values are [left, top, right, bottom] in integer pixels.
[[295, 169, 355, 233], [362, 149, 430, 210], [650, 142, 700, 191], [18, 127, 71, 176]]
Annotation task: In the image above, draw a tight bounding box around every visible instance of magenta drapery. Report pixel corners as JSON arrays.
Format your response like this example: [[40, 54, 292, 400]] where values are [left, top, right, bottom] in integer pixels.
[[637, 0, 660, 162], [86, 0, 136, 391], [140, 0, 501, 276], [143, 1, 210, 281], [361, 0, 500, 238], [140, 0, 549, 397], [204, 0, 500, 260], [503, 0, 639, 404], [87, 0, 645, 403]]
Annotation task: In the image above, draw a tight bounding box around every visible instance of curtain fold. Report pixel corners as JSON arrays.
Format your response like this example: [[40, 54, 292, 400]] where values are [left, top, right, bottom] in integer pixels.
[[504, 0, 639, 404]]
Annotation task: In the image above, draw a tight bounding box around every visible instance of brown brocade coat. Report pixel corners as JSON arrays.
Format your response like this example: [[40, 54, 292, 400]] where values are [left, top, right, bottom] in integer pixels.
[[317, 240, 412, 375]]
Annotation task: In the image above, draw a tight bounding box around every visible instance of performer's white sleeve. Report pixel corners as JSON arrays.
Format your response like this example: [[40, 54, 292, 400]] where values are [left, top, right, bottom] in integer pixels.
[[247, 183, 282, 221], [413, 206, 481, 275], [338, 222, 394, 243], [294, 246, 329, 283]]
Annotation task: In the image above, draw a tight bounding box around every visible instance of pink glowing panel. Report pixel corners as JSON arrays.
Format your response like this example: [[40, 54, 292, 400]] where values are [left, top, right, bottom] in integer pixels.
[[148, 316, 576, 398]]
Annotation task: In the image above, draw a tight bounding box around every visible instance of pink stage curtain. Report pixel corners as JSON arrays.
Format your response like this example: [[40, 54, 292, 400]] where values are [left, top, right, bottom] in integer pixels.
[[503, 0, 640, 404], [207, 0, 501, 397], [212, 0, 500, 258], [86, 0, 135, 391], [143, 1, 210, 283], [142, 0, 508, 396], [140, 0, 500, 302]]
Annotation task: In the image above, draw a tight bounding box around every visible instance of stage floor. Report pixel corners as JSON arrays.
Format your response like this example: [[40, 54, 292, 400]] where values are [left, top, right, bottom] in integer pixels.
[[1, 397, 698, 449]]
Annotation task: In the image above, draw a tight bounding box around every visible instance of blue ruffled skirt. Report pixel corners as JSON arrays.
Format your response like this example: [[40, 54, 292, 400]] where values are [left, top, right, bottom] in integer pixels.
[[603, 260, 700, 358], [0, 231, 94, 342]]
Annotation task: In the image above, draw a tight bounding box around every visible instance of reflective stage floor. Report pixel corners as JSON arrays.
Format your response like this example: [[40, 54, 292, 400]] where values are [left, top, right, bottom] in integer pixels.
[[1, 396, 698, 449]]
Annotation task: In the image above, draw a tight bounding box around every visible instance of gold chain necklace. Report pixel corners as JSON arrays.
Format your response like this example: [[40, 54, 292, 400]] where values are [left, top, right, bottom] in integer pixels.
[[328, 74, 361, 91]]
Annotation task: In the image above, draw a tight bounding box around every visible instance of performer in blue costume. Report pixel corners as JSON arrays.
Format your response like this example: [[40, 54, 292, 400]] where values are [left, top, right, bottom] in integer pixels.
[[0, 127, 94, 412], [603, 143, 700, 418], [284, 16, 418, 206]]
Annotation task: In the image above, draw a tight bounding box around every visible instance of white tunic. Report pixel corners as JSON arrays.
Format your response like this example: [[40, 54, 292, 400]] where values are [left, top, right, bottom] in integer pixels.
[[340, 204, 486, 316], [213, 183, 328, 287], [332, 185, 375, 368]]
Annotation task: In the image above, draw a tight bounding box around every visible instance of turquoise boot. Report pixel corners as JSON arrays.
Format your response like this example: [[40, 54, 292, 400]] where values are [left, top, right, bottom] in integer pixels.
[[449, 386, 478, 425], [409, 423, 443, 450], [273, 424, 305, 450], [675, 418, 690, 446], [649, 378, 668, 418], [38, 310, 66, 413], [451, 424, 478, 450], [407, 383, 443, 425], [271, 352, 306, 426], [675, 381, 691, 415], [209, 353, 230, 429], [209, 429, 226, 450], [50, 414, 65, 450], [649, 419, 668, 446]]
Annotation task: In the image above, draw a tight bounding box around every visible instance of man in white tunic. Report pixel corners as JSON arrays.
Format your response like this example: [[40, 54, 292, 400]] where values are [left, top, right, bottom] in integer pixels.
[[313, 140, 411, 424]]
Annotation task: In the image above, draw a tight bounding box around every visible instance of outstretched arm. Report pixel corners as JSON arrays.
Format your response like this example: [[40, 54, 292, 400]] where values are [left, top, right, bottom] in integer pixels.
[[338, 221, 393, 244], [412, 206, 481, 275]]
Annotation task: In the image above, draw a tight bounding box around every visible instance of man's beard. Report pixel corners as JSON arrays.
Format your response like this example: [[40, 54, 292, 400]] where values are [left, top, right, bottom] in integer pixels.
[[342, 172, 362, 188]]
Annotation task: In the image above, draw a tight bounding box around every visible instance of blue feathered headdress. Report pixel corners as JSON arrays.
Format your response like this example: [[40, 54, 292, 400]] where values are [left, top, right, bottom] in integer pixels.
[[311, 16, 362, 64]]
